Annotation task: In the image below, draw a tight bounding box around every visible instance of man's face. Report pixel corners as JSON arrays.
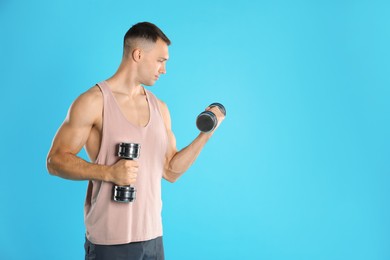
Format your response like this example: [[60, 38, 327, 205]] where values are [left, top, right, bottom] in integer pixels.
[[138, 39, 169, 86]]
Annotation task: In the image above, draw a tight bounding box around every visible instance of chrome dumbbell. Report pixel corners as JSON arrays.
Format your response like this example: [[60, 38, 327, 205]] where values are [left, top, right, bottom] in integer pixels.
[[113, 142, 141, 203], [196, 103, 226, 132]]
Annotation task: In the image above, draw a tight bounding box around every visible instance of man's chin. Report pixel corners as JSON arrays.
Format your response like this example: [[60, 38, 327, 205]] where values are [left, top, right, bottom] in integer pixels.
[[142, 81, 156, 87]]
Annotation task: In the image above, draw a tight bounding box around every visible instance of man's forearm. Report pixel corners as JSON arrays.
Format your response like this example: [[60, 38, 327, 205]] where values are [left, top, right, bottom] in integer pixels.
[[165, 132, 212, 182], [47, 152, 109, 182]]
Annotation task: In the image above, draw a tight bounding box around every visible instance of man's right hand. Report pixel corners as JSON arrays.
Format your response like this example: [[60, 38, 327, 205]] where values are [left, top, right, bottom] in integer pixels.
[[108, 159, 139, 186]]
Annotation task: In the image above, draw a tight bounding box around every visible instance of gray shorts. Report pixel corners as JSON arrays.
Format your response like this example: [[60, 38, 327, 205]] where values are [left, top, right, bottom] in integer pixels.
[[84, 236, 164, 260]]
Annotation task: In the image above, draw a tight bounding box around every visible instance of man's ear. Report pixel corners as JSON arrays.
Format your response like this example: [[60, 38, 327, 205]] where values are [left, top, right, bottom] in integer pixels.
[[132, 49, 142, 62]]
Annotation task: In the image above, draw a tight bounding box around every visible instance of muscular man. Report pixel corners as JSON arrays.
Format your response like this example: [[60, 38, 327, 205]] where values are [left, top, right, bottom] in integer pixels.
[[46, 22, 225, 259]]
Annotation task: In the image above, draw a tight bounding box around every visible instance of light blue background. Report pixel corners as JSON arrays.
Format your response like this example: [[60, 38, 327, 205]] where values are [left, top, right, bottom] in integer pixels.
[[1, 0, 389, 259]]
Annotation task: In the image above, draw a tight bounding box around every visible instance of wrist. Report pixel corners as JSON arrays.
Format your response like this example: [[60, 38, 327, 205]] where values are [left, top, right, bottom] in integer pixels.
[[199, 130, 213, 139], [98, 164, 111, 182]]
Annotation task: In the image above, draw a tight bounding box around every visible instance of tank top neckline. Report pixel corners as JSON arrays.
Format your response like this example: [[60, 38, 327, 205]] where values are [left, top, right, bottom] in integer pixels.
[[102, 80, 151, 129]]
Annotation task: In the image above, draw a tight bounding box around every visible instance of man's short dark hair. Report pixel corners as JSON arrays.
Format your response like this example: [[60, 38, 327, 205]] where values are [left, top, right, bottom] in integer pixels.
[[123, 22, 171, 56]]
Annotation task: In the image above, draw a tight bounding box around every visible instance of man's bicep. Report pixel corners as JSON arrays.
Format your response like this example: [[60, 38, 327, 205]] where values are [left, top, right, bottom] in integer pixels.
[[49, 93, 98, 156], [50, 120, 91, 156]]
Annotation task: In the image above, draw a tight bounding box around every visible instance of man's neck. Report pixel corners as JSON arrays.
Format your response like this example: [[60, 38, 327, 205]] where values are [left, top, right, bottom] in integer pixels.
[[106, 64, 144, 97]]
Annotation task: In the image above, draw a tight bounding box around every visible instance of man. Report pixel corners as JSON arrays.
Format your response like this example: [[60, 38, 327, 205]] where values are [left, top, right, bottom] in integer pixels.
[[46, 22, 225, 259]]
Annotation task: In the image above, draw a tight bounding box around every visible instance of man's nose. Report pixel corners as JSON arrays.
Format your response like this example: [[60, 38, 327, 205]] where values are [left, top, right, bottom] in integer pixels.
[[159, 63, 166, 74]]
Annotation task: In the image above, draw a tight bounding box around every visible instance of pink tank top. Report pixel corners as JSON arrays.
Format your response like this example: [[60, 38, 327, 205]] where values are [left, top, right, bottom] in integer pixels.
[[84, 81, 168, 245]]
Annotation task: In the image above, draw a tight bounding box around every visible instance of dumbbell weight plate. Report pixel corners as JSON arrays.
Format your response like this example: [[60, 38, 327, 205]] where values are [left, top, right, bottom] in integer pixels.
[[196, 111, 218, 132], [118, 142, 140, 159], [114, 185, 136, 203], [209, 102, 226, 116]]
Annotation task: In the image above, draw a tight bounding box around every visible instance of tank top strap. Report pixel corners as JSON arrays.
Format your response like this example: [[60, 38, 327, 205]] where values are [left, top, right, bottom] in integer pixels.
[[95, 80, 123, 128], [96, 81, 111, 103], [144, 89, 163, 119]]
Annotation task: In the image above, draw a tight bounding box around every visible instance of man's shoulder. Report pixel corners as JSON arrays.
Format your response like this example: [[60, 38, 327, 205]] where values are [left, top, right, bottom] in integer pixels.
[[153, 95, 167, 110], [154, 97, 171, 123], [81, 85, 103, 100], [144, 89, 167, 109], [74, 85, 103, 106], [70, 85, 103, 115]]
